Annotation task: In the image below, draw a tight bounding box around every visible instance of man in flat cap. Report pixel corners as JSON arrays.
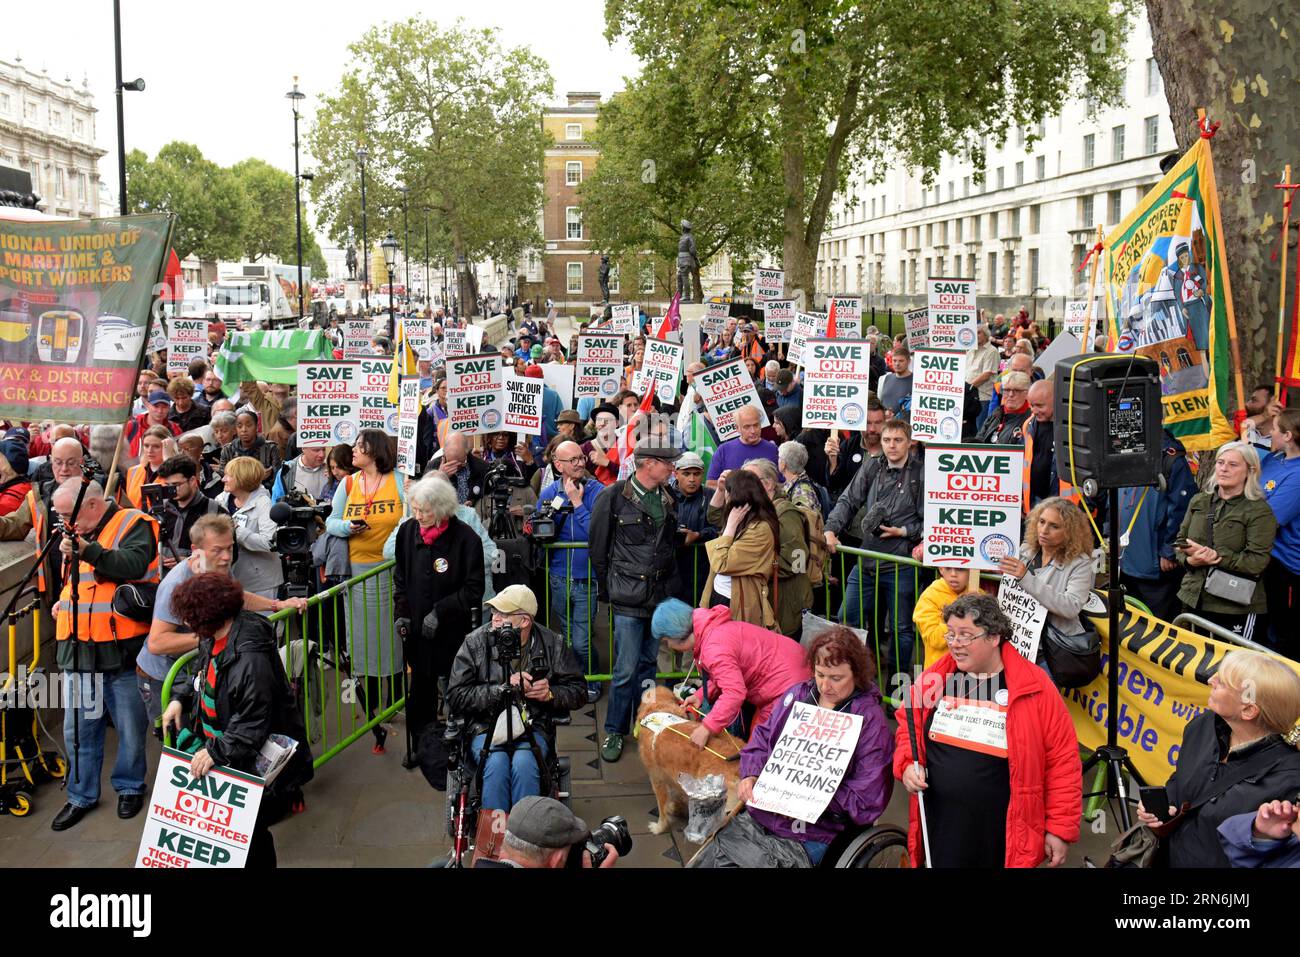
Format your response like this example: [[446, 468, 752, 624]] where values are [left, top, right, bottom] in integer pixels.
[[474, 796, 620, 868], [587, 441, 681, 762]]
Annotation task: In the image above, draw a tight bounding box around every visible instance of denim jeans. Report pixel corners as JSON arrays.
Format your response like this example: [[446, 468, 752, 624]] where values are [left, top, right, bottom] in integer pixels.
[[605, 614, 657, 735], [549, 574, 594, 676], [63, 667, 149, 808], [838, 560, 917, 677], [135, 671, 165, 740], [804, 839, 830, 866], [470, 731, 550, 812]]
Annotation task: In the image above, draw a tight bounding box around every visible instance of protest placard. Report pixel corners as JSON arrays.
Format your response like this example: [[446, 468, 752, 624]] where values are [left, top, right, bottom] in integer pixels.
[[695, 357, 768, 440], [753, 267, 785, 301], [703, 300, 730, 336], [788, 311, 826, 368], [359, 357, 399, 435], [801, 339, 873, 431], [297, 360, 360, 448], [923, 444, 1023, 570], [762, 299, 795, 344], [148, 319, 167, 356], [427, 338, 445, 368], [445, 326, 467, 357], [909, 350, 968, 443], [541, 361, 575, 406], [829, 295, 862, 339], [343, 319, 372, 359], [682, 317, 701, 370], [926, 277, 978, 351], [465, 324, 485, 354], [575, 332, 625, 399], [447, 352, 504, 435], [610, 303, 637, 335], [502, 371, 543, 436], [1063, 300, 1093, 352], [166, 318, 207, 376], [638, 337, 684, 404], [1033, 332, 1083, 381], [998, 576, 1048, 662], [396, 377, 421, 476], [747, 701, 864, 824], [136, 747, 263, 868], [905, 306, 930, 351], [403, 313, 430, 358]]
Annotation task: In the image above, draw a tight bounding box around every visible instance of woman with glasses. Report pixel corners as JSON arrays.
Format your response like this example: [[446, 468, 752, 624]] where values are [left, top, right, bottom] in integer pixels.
[[974, 371, 1033, 445], [894, 592, 1082, 867]]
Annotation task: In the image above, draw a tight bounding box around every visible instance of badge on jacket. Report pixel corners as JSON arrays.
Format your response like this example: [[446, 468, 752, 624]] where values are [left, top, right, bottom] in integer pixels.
[[434, 558, 449, 573]]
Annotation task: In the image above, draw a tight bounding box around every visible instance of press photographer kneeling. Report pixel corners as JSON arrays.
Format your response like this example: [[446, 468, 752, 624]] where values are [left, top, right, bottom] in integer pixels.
[[445, 585, 586, 811], [475, 795, 627, 869]]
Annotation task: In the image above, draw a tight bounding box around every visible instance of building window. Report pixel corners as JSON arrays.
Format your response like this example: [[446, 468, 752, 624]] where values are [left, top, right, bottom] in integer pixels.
[[25, 102, 37, 120], [1029, 204, 1041, 234], [640, 263, 655, 294], [1036, 155, 1046, 180], [870, 197, 876, 218], [1008, 207, 1020, 236], [1112, 125, 1125, 162], [565, 161, 582, 186], [1081, 195, 1095, 227], [955, 218, 963, 243], [1109, 190, 1123, 224], [972, 215, 981, 241], [925, 223, 933, 246], [1144, 116, 1159, 155], [947, 181, 954, 202], [1015, 161, 1024, 186], [73, 117, 84, 136], [987, 252, 998, 295], [77, 171, 87, 201], [1083, 134, 1096, 169], [55, 168, 64, 198], [608, 264, 620, 294], [996, 167, 1005, 190], [989, 212, 999, 240], [1146, 57, 1161, 96], [0, 93, 9, 113], [51, 109, 62, 128], [962, 176, 970, 197], [565, 206, 582, 240], [939, 220, 948, 245], [566, 262, 583, 294], [565, 123, 582, 140], [1029, 248, 1040, 293]]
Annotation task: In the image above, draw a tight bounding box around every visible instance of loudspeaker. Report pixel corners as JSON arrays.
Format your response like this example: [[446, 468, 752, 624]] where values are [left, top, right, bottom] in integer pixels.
[[1054, 353, 1162, 493]]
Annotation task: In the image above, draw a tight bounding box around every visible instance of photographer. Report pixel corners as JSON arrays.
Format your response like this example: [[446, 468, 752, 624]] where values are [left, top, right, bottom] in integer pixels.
[[533, 440, 605, 702], [475, 796, 620, 869], [150, 455, 222, 570], [446, 586, 586, 811]]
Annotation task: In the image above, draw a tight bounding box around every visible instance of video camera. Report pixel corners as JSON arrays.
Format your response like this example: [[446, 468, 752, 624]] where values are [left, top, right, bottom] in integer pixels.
[[524, 495, 573, 544], [269, 490, 331, 597], [485, 459, 527, 504]]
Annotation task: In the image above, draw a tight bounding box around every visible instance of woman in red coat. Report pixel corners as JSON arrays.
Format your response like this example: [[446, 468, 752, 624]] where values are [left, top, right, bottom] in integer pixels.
[[893, 592, 1081, 867]]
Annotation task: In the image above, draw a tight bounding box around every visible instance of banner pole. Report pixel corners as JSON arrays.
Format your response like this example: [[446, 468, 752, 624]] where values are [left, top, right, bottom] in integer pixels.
[[1197, 109, 1247, 413], [1081, 225, 1105, 354], [1273, 165, 1295, 400]]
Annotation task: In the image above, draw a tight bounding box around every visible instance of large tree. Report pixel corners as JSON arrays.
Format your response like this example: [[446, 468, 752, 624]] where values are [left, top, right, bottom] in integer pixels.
[[1147, 0, 1298, 398], [126, 142, 251, 261], [307, 17, 552, 315], [606, 0, 1136, 304], [230, 157, 329, 280]]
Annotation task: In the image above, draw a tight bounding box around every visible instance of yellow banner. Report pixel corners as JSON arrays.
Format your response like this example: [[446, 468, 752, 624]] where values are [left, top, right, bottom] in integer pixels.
[[1065, 595, 1300, 784]]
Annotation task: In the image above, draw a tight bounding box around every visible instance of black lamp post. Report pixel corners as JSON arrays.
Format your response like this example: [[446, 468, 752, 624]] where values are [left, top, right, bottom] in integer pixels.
[[356, 146, 370, 312], [398, 185, 411, 315], [382, 231, 399, 341], [422, 207, 431, 313], [286, 77, 306, 319], [456, 253, 467, 321], [113, 0, 145, 215]]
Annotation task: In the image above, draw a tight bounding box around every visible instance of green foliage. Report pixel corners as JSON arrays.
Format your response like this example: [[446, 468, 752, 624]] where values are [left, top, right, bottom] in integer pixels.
[[230, 158, 296, 262], [126, 142, 252, 261], [307, 17, 552, 281]]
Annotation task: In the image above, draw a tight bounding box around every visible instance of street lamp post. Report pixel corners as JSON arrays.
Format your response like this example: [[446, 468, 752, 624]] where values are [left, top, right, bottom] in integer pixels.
[[398, 185, 411, 315], [356, 146, 370, 313], [112, 0, 145, 215], [286, 77, 306, 320], [456, 254, 467, 322], [382, 232, 400, 341], [422, 207, 431, 314]]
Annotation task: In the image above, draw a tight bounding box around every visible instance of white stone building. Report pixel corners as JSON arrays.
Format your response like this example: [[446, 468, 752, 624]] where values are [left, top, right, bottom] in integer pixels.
[[815, 19, 1177, 327], [0, 55, 104, 219]]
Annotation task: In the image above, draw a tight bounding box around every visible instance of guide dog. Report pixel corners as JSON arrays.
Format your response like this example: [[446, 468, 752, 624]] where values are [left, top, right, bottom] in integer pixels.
[[635, 687, 742, 835]]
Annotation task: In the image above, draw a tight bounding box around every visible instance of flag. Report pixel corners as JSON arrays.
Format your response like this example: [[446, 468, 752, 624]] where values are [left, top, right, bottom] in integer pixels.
[[825, 297, 838, 339], [1102, 135, 1240, 452], [388, 316, 419, 405], [213, 329, 335, 391], [656, 292, 680, 340]]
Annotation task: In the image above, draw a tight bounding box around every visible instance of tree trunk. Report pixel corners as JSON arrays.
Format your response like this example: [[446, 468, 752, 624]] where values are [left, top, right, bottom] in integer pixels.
[[1147, 0, 1298, 404], [780, 83, 815, 309]]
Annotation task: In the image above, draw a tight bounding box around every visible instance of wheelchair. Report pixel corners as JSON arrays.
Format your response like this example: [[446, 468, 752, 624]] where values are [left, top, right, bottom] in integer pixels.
[[820, 822, 910, 868], [441, 711, 572, 868]]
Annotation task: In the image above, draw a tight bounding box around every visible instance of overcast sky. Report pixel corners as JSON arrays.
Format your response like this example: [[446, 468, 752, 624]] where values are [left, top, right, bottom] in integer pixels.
[[9, 1, 633, 242]]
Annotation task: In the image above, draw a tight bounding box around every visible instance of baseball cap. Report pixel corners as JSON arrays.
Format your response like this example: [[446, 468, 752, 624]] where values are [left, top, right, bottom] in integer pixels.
[[485, 584, 539, 617], [776, 369, 794, 388], [148, 390, 172, 406], [506, 796, 589, 849], [675, 452, 704, 471]]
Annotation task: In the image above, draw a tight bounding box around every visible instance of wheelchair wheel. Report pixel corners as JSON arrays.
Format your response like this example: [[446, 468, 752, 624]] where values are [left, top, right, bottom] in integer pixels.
[[833, 824, 910, 868]]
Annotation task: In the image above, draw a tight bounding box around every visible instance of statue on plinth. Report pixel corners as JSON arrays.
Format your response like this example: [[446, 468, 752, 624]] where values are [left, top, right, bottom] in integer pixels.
[[676, 220, 699, 303]]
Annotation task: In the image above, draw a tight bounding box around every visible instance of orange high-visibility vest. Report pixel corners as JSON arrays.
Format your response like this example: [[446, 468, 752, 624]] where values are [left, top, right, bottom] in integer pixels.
[[54, 507, 160, 645], [1022, 421, 1080, 515], [122, 463, 157, 510], [26, 487, 45, 593]]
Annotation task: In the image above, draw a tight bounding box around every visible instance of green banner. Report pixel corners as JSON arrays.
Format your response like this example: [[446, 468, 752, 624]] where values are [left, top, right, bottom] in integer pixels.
[[0, 213, 173, 423], [213, 329, 336, 391]]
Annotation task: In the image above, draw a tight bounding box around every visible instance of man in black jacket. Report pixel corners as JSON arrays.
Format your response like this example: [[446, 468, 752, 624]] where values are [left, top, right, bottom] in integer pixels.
[[429, 432, 492, 507], [587, 442, 681, 762], [446, 585, 586, 811]]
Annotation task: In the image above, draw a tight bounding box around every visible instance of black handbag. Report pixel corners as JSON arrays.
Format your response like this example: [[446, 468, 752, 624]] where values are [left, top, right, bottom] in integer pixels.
[[111, 581, 159, 624], [1041, 620, 1102, 688]]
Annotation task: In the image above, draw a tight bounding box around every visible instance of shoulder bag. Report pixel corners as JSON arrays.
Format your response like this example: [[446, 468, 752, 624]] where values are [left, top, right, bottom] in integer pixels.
[[1201, 501, 1258, 605], [1027, 553, 1102, 688]]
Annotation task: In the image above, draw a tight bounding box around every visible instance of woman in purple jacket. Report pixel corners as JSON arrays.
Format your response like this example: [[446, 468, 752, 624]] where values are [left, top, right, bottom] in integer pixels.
[[696, 626, 893, 867]]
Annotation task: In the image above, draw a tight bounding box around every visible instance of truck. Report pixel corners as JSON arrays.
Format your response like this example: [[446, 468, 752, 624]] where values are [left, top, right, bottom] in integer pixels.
[[209, 262, 299, 330]]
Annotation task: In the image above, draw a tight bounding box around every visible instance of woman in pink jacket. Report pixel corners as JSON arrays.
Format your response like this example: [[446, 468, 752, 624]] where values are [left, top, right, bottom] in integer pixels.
[[651, 600, 810, 747]]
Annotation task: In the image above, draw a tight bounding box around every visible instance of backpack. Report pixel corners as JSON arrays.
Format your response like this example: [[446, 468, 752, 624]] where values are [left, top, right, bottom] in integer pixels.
[[793, 504, 829, 588]]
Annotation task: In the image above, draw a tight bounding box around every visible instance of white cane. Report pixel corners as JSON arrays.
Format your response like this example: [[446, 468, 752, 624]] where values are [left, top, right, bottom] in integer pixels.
[[913, 762, 933, 869]]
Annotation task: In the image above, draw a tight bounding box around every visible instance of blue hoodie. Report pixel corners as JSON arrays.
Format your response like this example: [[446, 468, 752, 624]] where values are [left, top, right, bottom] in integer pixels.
[[1261, 451, 1300, 573], [1118, 432, 1196, 580]]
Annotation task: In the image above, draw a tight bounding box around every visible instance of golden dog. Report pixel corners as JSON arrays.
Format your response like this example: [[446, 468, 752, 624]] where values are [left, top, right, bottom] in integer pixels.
[[635, 687, 742, 836]]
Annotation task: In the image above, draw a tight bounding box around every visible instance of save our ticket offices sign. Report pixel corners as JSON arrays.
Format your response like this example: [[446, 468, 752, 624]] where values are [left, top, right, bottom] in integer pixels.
[[763, 299, 795, 344], [166, 318, 207, 375], [575, 332, 624, 399], [502, 371, 543, 436], [923, 444, 1023, 571], [703, 300, 730, 336], [905, 306, 930, 351], [635, 337, 684, 404], [297, 360, 360, 448], [343, 319, 371, 359], [753, 266, 784, 301], [788, 311, 826, 368], [926, 277, 978, 350], [359, 357, 399, 435], [694, 357, 768, 440], [828, 295, 862, 339], [447, 352, 504, 435], [909, 349, 967, 443], [747, 701, 863, 825], [396, 377, 421, 476], [801, 339, 873, 430], [136, 747, 263, 868], [610, 303, 637, 335]]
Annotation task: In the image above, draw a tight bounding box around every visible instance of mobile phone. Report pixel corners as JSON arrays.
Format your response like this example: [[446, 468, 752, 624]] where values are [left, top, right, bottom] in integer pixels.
[[350, 519, 370, 530], [1139, 785, 1173, 821], [1172, 538, 1189, 550]]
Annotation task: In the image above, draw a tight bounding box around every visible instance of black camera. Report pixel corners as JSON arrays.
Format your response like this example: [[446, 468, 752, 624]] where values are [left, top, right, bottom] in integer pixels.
[[488, 623, 523, 665], [485, 460, 527, 501], [862, 504, 888, 537], [269, 489, 331, 556], [140, 482, 177, 505], [567, 815, 632, 868]]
